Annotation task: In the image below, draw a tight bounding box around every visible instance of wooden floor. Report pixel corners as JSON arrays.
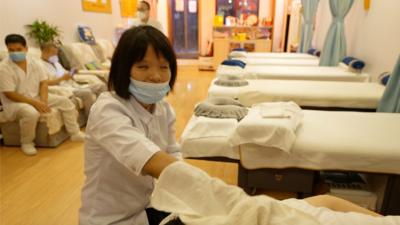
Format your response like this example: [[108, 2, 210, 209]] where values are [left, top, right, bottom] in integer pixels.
[[0, 65, 242, 225]]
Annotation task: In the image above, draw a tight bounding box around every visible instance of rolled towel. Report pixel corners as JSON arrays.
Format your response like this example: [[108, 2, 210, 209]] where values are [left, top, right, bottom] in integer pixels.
[[221, 59, 246, 68]]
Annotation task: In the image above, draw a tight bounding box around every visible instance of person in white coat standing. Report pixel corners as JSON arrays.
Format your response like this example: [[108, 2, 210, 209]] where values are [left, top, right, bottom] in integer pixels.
[[79, 26, 181, 225]]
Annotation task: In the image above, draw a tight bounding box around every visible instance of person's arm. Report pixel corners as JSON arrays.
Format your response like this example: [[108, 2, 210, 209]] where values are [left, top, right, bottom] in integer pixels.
[[39, 80, 49, 105], [142, 151, 178, 179], [304, 195, 382, 217], [47, 73, 71, 86], [3, 91, 50, 113]]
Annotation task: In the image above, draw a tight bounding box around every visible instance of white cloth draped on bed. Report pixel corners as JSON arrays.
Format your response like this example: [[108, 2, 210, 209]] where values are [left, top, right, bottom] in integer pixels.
[[208, 79, 384, 109]]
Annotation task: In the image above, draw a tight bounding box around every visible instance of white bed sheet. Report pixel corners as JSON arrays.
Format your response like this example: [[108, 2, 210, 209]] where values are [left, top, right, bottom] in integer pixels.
[[233, 57, 320, 66], [180, 111, 400, 174], [208, 79, 384, 109], [243, 65, 369, 82], [240, 110, 400, 174], [234, 52, 317, 59]]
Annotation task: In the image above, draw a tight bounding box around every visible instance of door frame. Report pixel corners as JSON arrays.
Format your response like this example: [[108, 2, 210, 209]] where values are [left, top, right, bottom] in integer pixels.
[[167, 0, 200, 58]]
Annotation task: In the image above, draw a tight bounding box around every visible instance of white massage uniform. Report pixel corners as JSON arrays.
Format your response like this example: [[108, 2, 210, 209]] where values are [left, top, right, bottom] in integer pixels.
[[79, 92, 181, 225]]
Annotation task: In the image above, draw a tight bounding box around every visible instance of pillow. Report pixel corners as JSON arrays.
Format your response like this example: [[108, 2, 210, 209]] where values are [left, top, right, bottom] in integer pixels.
[[379, 72, 391, 86], [194, 97, 248, 121], [58, 45, 83, 70], [232, 48, 246, 52], [307, 48, 317, 55], [221, 59, 246, 68], [90, 44, 107, 63], [342, 56, 366, 70], [214, 79, 248, 87]]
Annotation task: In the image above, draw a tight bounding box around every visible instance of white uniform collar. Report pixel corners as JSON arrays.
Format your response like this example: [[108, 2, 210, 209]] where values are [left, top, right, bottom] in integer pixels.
[[129, 95, 163, 123]]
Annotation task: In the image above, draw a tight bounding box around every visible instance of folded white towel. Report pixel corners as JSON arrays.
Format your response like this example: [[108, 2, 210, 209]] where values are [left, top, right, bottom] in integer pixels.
[[228, 51, 247, 58], [152, 162, 321, 225], [181, 116, 238, 140], [259, 101, 302, 119], [216, 65, 246, 80], [228, 102, 303, 153]]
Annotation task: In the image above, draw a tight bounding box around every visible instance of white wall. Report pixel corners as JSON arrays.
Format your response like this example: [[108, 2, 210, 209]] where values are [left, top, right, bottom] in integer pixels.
[[157, 0, 169, 36], [272, 0, 286, 52], [0, 0, 126, 49], [314, 0, 400, 81]]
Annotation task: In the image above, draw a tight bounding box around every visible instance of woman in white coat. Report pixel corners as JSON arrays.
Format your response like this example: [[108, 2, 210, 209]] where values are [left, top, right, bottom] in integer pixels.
[[79, 26, 181, 225]]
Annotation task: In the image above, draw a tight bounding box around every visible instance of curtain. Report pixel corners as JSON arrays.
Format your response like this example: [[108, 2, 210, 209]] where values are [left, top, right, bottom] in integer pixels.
[[378, 55, 400, 113], [319, 0, 354, 66], [298, 0, 319, 53]]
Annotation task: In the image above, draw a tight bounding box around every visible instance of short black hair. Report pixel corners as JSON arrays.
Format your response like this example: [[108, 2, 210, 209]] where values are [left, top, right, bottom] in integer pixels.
[[140, 1, 151, 10], [5, 34, 27, 47], [108, 26, 177, 99]]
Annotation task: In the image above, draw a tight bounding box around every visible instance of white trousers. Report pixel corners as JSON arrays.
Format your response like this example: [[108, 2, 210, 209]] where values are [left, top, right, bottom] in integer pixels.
[[12, 94, 80, 144]]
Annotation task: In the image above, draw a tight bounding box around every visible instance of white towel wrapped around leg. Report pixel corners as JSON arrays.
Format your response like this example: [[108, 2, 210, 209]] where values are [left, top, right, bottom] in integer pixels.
[[152, 162, 321, 225]]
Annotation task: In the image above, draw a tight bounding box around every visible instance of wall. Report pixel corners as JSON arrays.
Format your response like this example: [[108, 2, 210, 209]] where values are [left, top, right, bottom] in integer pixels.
[[157, 0, 169, 36], [199, 0, 215, 55], [314, 0, 400, 81], [0, 0, 126, 49]]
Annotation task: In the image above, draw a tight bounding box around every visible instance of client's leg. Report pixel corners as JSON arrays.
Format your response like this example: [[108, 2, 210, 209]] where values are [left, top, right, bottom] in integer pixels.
[[304, 195, 382, 217]]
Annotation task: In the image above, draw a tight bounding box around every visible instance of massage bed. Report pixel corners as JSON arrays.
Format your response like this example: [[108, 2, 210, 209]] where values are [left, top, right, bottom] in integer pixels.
[[208, 79, 385, 110], [229, 52, 318, 60], [180, 111, 400, 215], [232, 57, 320, 66], [217, 64, 370, 82]]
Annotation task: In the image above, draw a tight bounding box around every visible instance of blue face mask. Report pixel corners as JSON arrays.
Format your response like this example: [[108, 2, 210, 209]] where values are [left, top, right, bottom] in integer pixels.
[[9, 52, 26, 62], [128, 78, 170, 104]]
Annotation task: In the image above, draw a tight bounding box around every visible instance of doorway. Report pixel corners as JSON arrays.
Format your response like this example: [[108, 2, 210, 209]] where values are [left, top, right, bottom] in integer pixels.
[[169, 0, 199, 58]]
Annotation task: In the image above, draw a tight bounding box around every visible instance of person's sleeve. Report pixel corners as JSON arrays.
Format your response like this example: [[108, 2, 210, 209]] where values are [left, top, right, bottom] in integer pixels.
[[0, 65, 16, 92], [165, 103, 182, 159], [36, 59, 52, 81], [88, 100, 162, 175]]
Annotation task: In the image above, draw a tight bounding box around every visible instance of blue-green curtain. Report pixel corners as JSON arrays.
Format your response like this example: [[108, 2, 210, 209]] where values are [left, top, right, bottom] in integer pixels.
[[298, 0, 319, 53], [378, 56, 400, 113], [319, 0, 354, 66]]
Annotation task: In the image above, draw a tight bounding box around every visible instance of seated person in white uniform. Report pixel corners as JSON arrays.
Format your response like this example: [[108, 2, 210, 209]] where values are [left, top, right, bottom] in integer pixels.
[[40, 42, 106, 119], [130, 0, 163, 32], [0, 34, 85, 156], [79, 26, 181, 225]]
